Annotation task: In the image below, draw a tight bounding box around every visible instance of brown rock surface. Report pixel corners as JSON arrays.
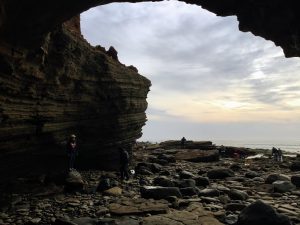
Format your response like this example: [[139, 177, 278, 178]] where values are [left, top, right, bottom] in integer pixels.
[[0, 17, 150, 175]]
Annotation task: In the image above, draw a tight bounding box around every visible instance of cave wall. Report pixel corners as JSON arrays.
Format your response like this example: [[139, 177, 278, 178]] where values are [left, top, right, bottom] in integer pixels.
[[0, 0, 300, 174], [0, 17, 150, 172]]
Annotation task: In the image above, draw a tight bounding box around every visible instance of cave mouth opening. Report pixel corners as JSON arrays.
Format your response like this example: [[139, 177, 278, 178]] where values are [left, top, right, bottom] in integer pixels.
[[81, 1, 300, 146]]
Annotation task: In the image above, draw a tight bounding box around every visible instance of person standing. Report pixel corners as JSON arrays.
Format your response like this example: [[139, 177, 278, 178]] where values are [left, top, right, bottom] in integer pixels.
[[181, 137, 186, 149], [119, 147, 130, 180], [67, 134, 78, 170]]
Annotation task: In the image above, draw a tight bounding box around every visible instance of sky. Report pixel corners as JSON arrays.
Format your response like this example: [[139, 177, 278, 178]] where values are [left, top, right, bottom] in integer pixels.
[[81, 1, 300, 143]]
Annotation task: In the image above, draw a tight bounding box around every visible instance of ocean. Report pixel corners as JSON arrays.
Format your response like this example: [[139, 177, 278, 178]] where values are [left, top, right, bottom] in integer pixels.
[[212, 139, 300, 154]]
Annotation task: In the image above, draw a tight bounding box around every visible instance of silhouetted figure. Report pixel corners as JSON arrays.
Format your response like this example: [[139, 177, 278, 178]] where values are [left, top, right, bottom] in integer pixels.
[[119, 147, 130, 180], [67, 134, 78, 170], [219, 145, 226, 157], [181, 137, 186, 149], [272, 147, 278, 161], [277, 148, 283, 162]]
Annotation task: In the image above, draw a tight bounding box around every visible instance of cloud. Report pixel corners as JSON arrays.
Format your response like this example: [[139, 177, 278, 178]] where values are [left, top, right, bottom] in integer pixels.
[[81, 1, 300, 140]]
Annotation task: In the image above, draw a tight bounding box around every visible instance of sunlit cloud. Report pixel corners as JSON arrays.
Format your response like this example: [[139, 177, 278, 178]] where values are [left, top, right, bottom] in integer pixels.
[[81, 1, 300, 140]]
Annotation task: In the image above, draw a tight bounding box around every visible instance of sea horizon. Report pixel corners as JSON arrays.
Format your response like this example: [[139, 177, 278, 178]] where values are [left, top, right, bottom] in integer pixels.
[[138, 138, 300, 154]]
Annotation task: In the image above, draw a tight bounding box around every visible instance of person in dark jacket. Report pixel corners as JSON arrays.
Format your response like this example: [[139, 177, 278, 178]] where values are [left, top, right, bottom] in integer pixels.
[[67, 134, 78, 170], [119, 147, 130, 180], [181, 137, 186, 149]]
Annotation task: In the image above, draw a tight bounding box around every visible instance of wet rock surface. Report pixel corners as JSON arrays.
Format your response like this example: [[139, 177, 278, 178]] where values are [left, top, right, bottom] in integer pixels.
[[0, 144, 299, 225]]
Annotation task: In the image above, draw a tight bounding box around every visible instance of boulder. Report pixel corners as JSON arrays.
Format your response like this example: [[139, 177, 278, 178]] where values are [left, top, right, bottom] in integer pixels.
[[225, 203, 247, 211], [103, 187, 122, 196], [153, 177, 175, 187], [198, 188, 220, 197], [180, 187, 200, 196], [136, 163, 162, 173], [97, 178, 111, 192], [236, 200, 292, 225], [207, 168, 234, 179], [265, 174, 290, 184], [64, 170, 85, 193], [228, 189, 248, 201], [290, 161, 300, 171], [140, 186, 182, 200], [291, 175, 300, 187], [272, 181, 296, 193], [179, 170, 195, 179], [245, 171, 260, 179], [175, 179, 196, 188], [195, 176, 210, 187]]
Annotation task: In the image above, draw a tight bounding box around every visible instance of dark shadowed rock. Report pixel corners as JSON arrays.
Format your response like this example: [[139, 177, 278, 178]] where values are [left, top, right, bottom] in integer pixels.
[[140, 186, 182, 200], [272, 181, 296, 193], [195, 176, 210, 187], [180, 187, 200, 196], [97, 177, 111, 192], [207, 168, 234, 179], [290, 161, 300, 171], [179, 170, 195, 179], [153, 177, 175, 187], [136, 163, 162, 173], [265, 174, 290, 184], [245, 171, 260, 179], [64, 170, 85, 193], [291, 175, 300, 187], [198, 188, 220, 197], [229, 164, 242, 171], [225, 203, 247, 211], [228, 189, 248, 201], [236, 200, 292, 225], [175, 179, 196, 188]]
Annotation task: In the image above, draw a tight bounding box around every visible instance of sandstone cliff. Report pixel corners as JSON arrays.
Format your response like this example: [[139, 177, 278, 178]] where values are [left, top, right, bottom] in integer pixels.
[[0, 17, 150, 172]]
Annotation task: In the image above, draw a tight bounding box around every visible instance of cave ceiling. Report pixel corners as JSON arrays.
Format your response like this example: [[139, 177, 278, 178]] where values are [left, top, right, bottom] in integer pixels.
[[0, 0, 299, 57]]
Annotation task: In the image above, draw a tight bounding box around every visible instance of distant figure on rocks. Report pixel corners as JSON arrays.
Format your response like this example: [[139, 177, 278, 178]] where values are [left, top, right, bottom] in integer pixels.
[[67, 134, 78, 171], [181, 137, 186, 149], [277, 148, 283, 162], [119, 147, 130, 180], [219, 145, 226, 157], [272, 147, 278, 161]]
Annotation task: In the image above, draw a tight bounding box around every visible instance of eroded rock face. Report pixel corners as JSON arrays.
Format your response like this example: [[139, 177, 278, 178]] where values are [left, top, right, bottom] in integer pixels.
[[0, 18, 150, 173], [1, 1, 300, 57]]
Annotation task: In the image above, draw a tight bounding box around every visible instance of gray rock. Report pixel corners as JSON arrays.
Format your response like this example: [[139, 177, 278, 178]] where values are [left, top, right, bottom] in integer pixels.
[[179, 170, 195, 179], [265, 174, 290, 184], [228, 189, 248, 201], [72, 217, 99, 225], [175, 179, 196, 188], [245, 171, 260, 179], [236, 200, 292, 225], [140, 186, 182, 199], [207, 168, 234, 179], [273, 181, 296, 193], [198, 188, 220, 197]]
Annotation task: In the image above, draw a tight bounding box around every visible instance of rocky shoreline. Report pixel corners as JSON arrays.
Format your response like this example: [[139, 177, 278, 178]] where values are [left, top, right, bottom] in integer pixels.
[[0, 141, 300, 225]]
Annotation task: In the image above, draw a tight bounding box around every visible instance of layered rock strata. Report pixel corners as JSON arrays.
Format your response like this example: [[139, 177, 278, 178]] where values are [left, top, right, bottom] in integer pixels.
[[0, 18, 150, 171]]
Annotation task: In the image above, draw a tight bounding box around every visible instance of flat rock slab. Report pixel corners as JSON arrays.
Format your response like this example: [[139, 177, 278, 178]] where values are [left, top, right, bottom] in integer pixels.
[[108, 198, 169, 215], [142, 203, 223, 225]]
